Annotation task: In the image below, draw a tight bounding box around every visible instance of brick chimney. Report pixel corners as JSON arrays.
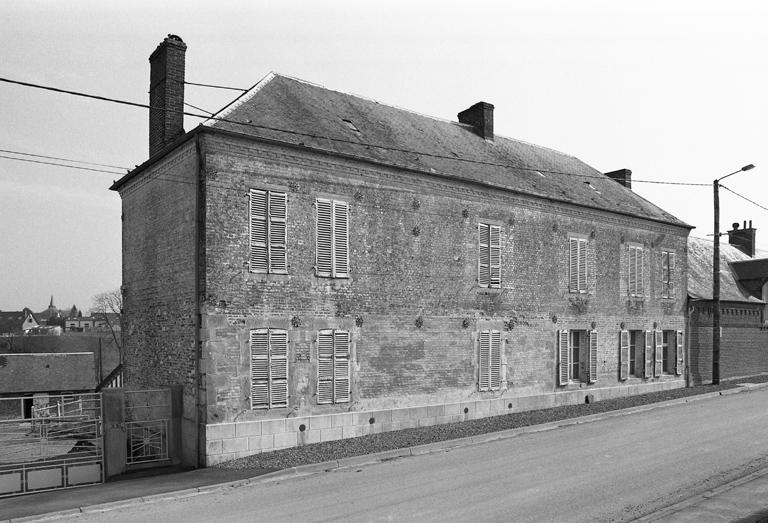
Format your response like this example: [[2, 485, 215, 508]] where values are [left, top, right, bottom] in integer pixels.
[[728, 220, 756, 257], [149, 34, 187, 157], [458, 102, 494, 141], [604, 169, 632, 189]]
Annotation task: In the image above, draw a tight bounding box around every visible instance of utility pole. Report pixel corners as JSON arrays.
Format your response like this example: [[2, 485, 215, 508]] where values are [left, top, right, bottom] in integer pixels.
[[712, 164, 755, 385]]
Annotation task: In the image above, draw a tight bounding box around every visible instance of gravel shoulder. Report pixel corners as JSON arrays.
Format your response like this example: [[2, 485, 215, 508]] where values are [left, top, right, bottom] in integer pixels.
[[216, 376, 768, 472]]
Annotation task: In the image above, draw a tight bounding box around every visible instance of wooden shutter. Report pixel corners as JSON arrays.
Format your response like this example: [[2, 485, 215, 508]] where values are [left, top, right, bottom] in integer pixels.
[[478, 330, 490, 391], [333, 201, 349, 277], [644, 330, 653, 378], [250, 329, 270, 408], [619, 330, 630, 381], [569, 239, 579, 292], [249, 190, 268, 273], [661, 251, 669, 298], [478, 224, 490, 288], [316, 199, 333, 277], [333, 330, 351, 403], [637, 248, 644, 296], [489, 225, 501, 288], [675, 330, 683, 376], [668, 253, 675, 298], [269, 330, 288, 407], [558, 330, 569, 386], [578, 240, 587, 292], [588, 330, 598, 384], [654, 330, 663, 377], [489, 330, 501, 390], [317, 330, 334, 404], [268, 191, 287, 273]]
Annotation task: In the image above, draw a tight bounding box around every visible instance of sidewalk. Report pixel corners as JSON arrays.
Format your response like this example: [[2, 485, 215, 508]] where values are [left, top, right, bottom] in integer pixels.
[[3, 385, 768, 522]]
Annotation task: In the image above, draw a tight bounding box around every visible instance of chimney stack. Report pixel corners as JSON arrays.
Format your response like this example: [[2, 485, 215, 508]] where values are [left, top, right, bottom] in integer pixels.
[[458, 102, 494, 141], [727, 220, 757, 257], [149, 34, 187, 157], [604, 169, 632, 189]]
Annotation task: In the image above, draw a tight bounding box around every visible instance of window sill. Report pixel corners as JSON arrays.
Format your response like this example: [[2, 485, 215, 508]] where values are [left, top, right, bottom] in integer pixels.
[[477, 286, 503, 295], [247, 272, 291, 282]]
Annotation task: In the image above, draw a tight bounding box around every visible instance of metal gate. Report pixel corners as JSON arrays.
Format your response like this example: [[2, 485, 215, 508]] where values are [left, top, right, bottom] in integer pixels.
[[0, 393, 103, 498]]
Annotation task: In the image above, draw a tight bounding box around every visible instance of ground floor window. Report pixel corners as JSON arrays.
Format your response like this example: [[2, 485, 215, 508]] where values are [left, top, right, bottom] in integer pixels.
[[558, 329, 598, 385], [570, 330, 582, 381], [478, 330, 502, 391]]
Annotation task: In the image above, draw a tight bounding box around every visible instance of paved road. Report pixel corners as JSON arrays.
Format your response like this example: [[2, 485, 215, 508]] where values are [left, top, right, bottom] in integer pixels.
[[72, 388, 768, 522]]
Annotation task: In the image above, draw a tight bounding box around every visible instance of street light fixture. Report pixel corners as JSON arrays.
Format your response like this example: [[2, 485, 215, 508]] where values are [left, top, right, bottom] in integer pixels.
[[713, 163, 755, 384]]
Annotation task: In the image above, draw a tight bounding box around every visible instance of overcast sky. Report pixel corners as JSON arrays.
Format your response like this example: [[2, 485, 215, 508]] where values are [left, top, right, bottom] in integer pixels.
[[1, 0, 766, 312]]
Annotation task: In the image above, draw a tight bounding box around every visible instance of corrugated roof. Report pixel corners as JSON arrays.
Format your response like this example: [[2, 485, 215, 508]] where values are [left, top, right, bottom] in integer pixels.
[[687, 237, 763, 303], [203, 73, 689, 228], [0, 352, 96, 394]]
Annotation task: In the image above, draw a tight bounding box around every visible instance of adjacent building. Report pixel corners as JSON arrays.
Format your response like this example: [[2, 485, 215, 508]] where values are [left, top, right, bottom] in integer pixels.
[[111, 36, 692, 466]]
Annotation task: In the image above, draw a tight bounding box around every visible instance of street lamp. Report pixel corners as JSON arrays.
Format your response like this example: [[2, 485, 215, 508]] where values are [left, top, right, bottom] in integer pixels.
[[713, 163, 755, 384]]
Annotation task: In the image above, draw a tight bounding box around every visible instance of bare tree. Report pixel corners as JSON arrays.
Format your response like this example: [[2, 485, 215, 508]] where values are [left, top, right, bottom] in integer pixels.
[[90, 288, 123, 361]]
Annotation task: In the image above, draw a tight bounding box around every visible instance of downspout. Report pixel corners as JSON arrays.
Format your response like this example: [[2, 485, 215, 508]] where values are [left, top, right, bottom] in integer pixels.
[[194, 132, 204, 467]]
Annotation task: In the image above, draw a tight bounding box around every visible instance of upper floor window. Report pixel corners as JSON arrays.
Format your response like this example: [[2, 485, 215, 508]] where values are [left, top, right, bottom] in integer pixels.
[[249, 189, 287, 274], [628, 245, 644, 297], [478, 223, 501, 288], [569, 237, 587, 293], [316, 198, 349, 278], [661, 251, 675, 299]]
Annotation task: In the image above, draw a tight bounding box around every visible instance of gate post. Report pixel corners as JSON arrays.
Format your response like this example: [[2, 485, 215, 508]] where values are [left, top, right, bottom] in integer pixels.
[[102, 388, 126, 479]]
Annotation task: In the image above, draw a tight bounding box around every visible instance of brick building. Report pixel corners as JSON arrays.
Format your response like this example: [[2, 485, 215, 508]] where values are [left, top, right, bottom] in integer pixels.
[[687, 223, 768, 385], [112, 36, 692, 466]]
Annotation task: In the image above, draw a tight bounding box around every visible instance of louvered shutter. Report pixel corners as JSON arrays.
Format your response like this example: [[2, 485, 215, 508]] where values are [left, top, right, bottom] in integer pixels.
[[588, 330, 598, 384], [637, 248, 644, 296], [619, 330, 630, 381], [668, 253, 675, 298], [250, 329, 270, 408], [316, 199, 333, 277], [489, 330, 501, 390], [489, 225, 501, 288], [333, 330, 351, 403], [578, 240, 587, 292], [478, 331, 490, 391], [268, 192, 287, 273], [333, 201, 349, 277], [569, 239, 579, 292], [249, 190, 268, 273], [269, 330, 288, 407], [644, 330, 653, 378], [675, 330, 683, 376], [558, 330, 569, 385], [478, 224, 490, 287], [654, 330, 663, 377], [661, 251, 669, 298], [317, 330, 334, 404]]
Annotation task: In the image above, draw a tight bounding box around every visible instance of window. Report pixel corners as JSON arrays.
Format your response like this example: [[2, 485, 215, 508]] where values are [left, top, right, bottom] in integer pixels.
[[250, 190, 288, 274], [569, 237, 587, 293], [478, 223, 501, 288], [662, 330, 684, 375], [250, 329, 288, 409], [316, 198, 349, 278], [619, 330, 643, 380], [661, 251, 675, 299], [628, 245, 644, 297], [558, 330, 598, 385], [478, 330, 501, 391], [317, 330, 350, 404]]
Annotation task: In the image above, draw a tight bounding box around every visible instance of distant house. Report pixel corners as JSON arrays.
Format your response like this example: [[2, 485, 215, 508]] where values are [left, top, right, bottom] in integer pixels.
[[0, 309, 38, 335], [111, 36, 692, 466], [66, 313, 120, 333], [687, 221, 768, 384]]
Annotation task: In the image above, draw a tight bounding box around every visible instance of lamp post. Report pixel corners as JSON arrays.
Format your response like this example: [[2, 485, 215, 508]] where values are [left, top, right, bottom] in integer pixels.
[[713, 164, 755, 384]]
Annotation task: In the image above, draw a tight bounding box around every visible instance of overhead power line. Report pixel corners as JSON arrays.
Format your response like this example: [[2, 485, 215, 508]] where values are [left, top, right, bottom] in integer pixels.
[[0, 148, 130, 170], [0, 76, 729, 190], [184, 81, 248, 92], [720, 184, 768, 213], [0, 154, 125, 175]]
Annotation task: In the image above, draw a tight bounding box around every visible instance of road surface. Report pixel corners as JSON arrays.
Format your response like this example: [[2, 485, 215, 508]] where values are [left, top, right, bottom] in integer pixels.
[[73, 387, 768, 522]]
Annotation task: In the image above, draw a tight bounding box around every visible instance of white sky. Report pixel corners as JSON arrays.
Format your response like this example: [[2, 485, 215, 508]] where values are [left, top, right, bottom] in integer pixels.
[[1, 0, 767, 312]]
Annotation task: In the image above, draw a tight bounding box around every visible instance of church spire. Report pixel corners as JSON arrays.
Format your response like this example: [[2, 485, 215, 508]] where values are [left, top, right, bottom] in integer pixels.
[[49, 296, 55, 309]]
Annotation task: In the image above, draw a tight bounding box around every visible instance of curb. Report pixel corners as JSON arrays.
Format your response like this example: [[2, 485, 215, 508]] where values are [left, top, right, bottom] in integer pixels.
[[9, 382, 768, 522]]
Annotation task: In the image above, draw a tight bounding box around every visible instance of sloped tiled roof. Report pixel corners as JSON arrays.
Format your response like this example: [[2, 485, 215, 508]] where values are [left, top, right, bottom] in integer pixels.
[[0, 352, 96, 394], [202, 73, 688, 228], [687, 237, 763, 303]]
